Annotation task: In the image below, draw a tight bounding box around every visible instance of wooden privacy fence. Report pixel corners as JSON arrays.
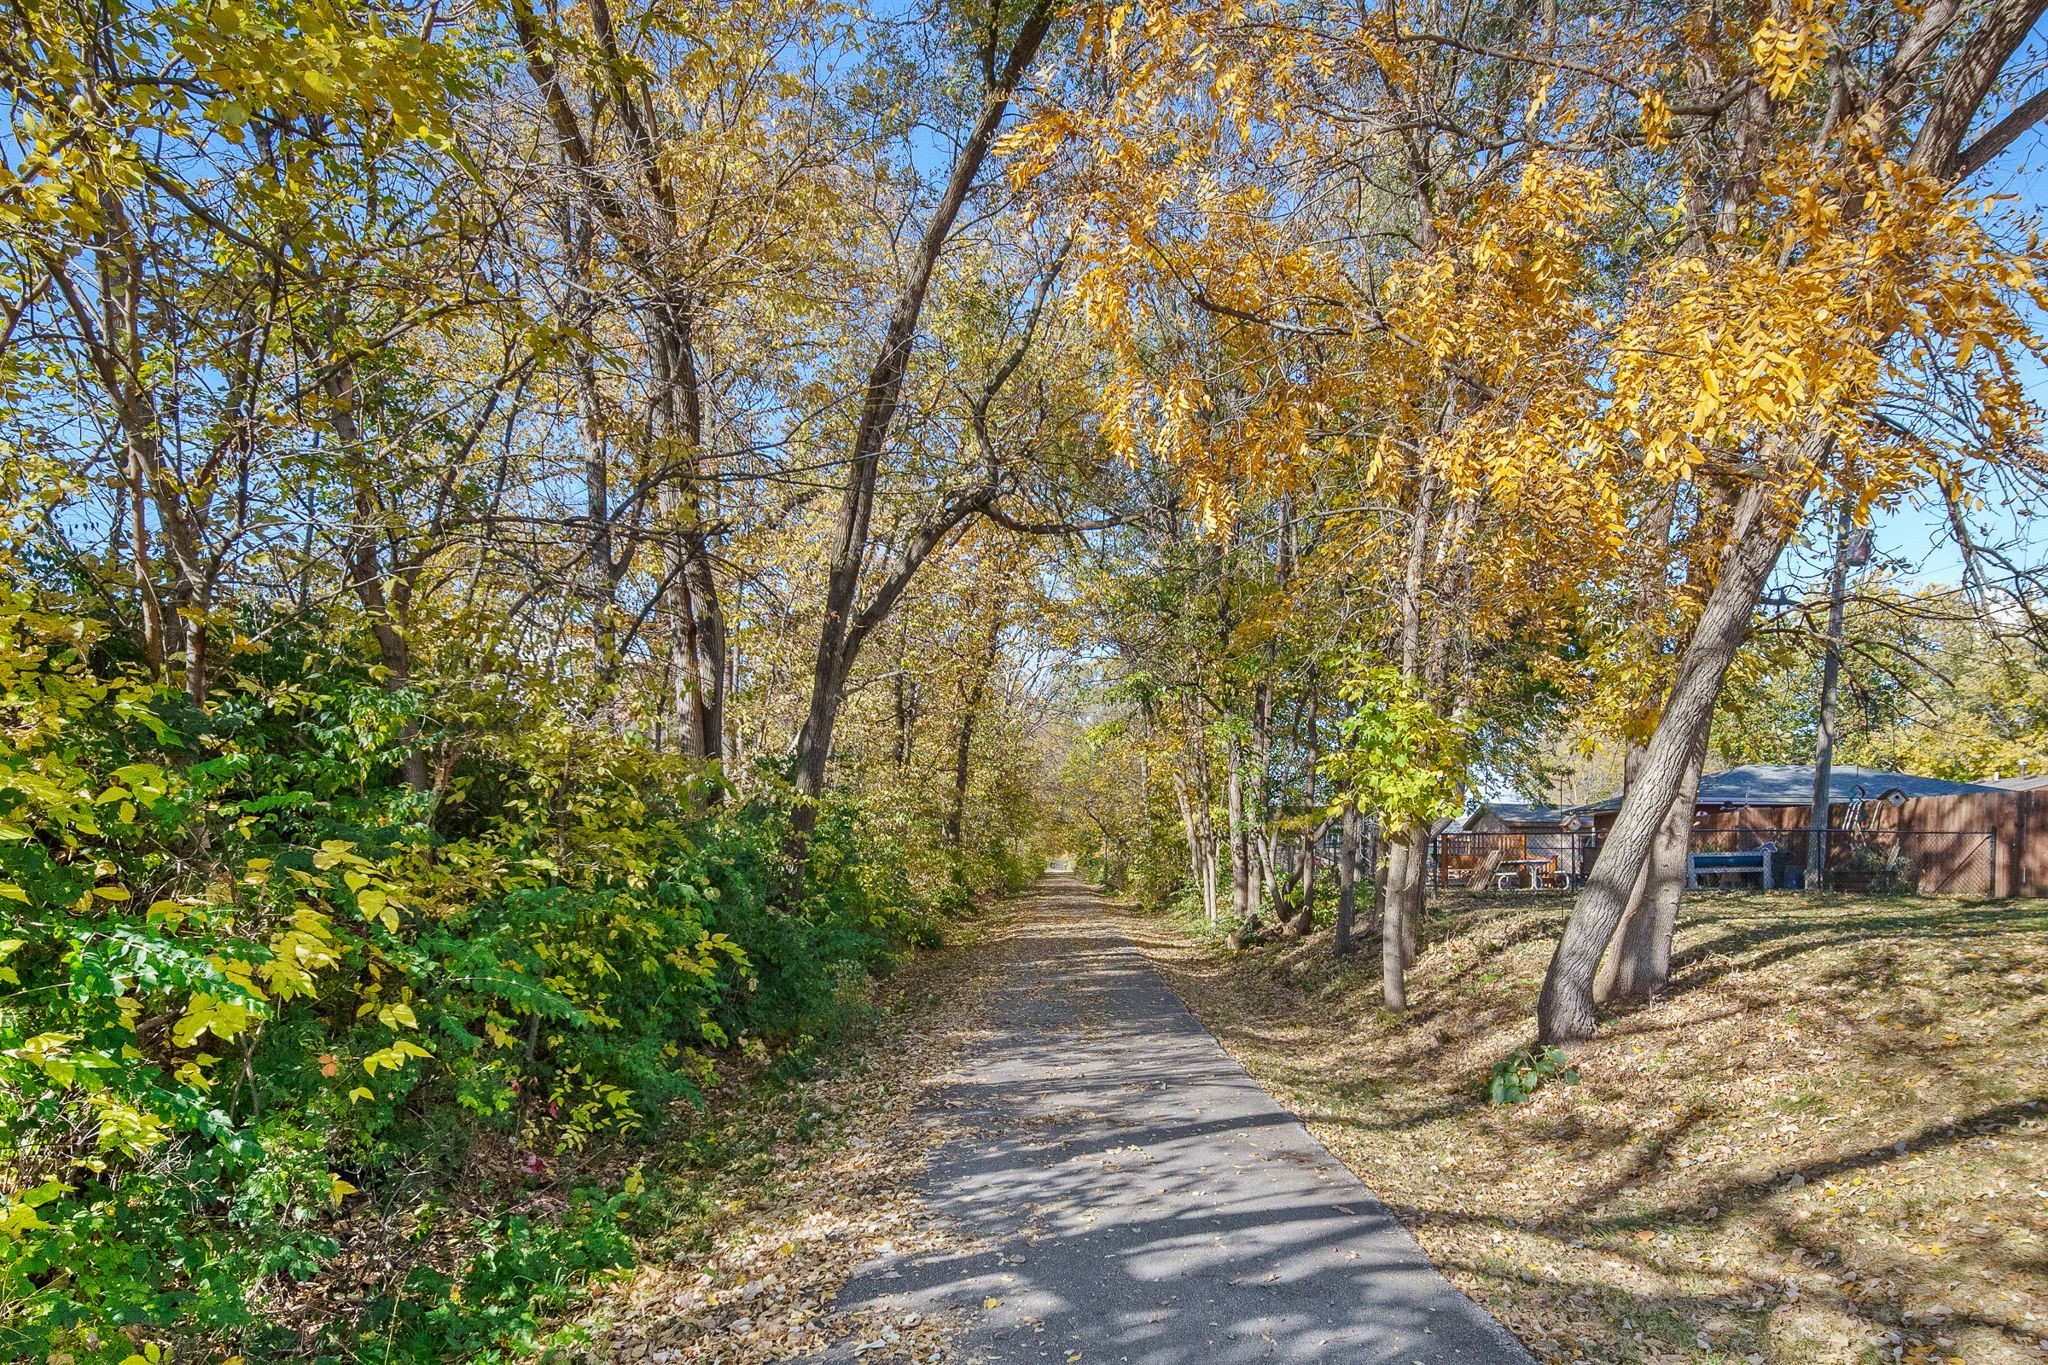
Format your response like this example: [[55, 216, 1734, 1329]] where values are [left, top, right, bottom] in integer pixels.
[[1430, 825, 2007, 897], [1681, 788, 2043, 896], [1669, 826, 1997, 896]]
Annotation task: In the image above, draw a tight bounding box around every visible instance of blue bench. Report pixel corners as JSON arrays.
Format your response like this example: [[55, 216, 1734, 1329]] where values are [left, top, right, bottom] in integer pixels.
[[1688, 847, 1779, 889]]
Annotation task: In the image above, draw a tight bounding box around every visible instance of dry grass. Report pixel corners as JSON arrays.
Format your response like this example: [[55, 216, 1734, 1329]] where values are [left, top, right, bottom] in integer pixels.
[[1114, 891, 2048, 1365]]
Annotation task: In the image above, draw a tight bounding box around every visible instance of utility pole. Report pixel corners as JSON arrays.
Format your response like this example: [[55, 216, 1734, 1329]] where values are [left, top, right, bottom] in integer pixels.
[[1806, 506, 1869, 891]]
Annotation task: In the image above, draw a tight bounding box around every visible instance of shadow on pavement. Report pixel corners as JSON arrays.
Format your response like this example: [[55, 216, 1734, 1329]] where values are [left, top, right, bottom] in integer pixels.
[[812, 876, 1534, 1365]]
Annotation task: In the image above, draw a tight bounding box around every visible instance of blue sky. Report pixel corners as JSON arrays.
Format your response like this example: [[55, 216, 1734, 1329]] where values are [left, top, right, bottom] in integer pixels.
[[1869, 111, 2048, 587]]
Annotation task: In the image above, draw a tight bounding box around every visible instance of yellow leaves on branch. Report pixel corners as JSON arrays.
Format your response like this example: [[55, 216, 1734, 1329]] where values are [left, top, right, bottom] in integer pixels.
[[1014, 1, 1411, 532], [1, 0, 471, 245], [361, 1039, 432, 1077], [1610, 157, 2046, 499], [171, 993, 257, 1049], [1031, 0, 2045, 554], [1641, 89, 1675, 152], [1749, 10, 1829, 100], [262, 908, 347, 999], [89, 1097, 171, 1156], [1389, 153, 1608, 377]]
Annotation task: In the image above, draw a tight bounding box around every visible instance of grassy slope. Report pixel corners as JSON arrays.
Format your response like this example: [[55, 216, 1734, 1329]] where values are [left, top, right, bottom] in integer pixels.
[[1117, 892, 2048, 1365]]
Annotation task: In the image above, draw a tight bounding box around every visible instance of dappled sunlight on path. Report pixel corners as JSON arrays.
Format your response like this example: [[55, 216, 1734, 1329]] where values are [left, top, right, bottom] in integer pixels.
[[815, 876, 1529, 1364]]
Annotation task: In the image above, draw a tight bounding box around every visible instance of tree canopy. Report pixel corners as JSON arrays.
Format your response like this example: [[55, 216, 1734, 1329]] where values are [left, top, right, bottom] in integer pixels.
[[4, 0, 2048, 1356]]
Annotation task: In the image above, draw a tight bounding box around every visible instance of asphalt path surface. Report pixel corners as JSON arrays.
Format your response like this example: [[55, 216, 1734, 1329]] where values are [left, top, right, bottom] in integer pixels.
[[819, 876, 1532, 1365]]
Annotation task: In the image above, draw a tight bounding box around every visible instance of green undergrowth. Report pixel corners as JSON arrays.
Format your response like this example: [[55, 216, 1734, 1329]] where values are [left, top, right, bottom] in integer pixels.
[[0, 596, 1027, 1364]]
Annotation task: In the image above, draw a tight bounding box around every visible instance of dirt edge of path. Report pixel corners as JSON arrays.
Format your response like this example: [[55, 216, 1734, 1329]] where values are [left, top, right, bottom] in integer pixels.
[[574, 891, 1029, 1365]]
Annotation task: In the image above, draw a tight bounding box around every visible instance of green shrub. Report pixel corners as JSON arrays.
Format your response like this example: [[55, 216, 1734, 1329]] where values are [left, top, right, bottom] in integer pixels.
[[1485, 1044, 1580, 1104], [360, 1188, 635, 1364], [0, 597, 945, 1363]]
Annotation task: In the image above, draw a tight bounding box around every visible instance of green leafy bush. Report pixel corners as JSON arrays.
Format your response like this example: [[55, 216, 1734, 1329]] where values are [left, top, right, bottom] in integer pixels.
[[0, 598, 946, 1364], [1485, 1044, 1580, 1104], [363, 1188, 635, 1364]]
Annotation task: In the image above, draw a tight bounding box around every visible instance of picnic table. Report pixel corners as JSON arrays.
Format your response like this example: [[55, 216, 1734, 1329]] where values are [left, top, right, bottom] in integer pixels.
[[1494, 856, 1554, 890]]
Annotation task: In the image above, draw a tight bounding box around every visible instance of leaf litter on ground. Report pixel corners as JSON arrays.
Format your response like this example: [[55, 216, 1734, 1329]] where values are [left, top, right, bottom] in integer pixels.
[[566, 901, 1018, 1365], [1115, 892, 2048, 1365]]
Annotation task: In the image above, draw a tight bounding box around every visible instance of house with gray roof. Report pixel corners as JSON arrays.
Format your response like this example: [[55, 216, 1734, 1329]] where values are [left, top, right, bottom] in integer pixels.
[[1458, 801, 1590, 833], [1584, 764, 2002, 814]]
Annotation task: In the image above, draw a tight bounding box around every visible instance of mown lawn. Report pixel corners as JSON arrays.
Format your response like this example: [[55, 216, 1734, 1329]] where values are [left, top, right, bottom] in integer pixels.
[[1119, 892, 2048, 1365]]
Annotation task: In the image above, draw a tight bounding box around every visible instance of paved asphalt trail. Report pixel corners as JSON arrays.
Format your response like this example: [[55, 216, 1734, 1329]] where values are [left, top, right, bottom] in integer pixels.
[[821, 875, 1532, 1365]]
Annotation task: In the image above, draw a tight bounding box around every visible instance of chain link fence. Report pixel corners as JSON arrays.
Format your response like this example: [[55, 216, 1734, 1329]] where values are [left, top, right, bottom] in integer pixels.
[[1430, 826, 1999, 897]]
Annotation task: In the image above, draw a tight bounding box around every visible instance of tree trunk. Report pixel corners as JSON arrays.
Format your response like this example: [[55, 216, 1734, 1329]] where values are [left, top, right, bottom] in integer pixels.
[[785, 0, 1054, 855], [1175, 740, 1220, 924], [947, 608, 1003, 853], [577, 350, 621, 675], [182, 582, 211, 706], [1226, 735, 1250, 920], [1382, 833, 1424, 1009], [1397, 830, 1422, 967], [1538, 480, 1799, 1043], [343, 486, 432, 794], [125, 445, 167, 676], [515, 4, 728, 756], [1253, 681, 1278, 919], [1300, 682, 1321, 927], [685, 548, 728, 770], [893, 622, 917, 767], [1335, 802, 1360, 958], [1592, 483, 1686, 1002], [1377, 463, 1438, 1006], [1807, 500, 1852, 890], [668, 560, 716, 761], [1593, 744, 1651, 1004], [1380, 848, 1408, 1009], [1172, 772, 1204, 899], [644, 291, 729, 774], [1618, 725, 1709, 996], [1297, 834, 1317, 926], [1196, 834, 1212, 929], [320, 363, 431, 793], [1601, 725, 1708, 1000]]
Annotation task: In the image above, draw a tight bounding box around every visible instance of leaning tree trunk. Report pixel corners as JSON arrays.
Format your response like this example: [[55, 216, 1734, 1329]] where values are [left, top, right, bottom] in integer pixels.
[[1538, 481, 1798, 1043], [1619, 724, 1709, 995], [784, 0, 1054, 859], [1542, 0, 2045, 1042], [1599, 724, 1709, 1001], [1593, 743, 1652, 1003]]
